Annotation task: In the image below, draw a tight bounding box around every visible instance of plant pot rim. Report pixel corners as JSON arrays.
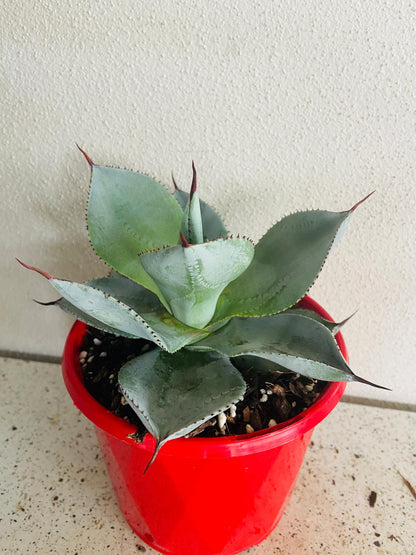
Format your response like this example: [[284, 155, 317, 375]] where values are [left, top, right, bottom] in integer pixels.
[[62, 295, 347, 459]]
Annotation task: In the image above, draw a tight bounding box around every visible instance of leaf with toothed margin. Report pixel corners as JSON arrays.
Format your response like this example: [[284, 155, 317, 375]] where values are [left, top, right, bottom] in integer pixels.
[[19, 262, 211, 351], [55, 298, 143, 338], [118, 349, 246, 470], [212, 195, 374, 323], [84, 155, 183, 308], [173, 184, 228, 240], [230, 355, 293, 375], [285, 307, 356, 335], [140, 238, 255, 329], [82, 276, 212, 349], [190, 312, 388, 388]]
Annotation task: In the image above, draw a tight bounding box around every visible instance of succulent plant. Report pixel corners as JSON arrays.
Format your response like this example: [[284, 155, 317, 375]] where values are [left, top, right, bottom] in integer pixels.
[[19, 147, 386, 468]]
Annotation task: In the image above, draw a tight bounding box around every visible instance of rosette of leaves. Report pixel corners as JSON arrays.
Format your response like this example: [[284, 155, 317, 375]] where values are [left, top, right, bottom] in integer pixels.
[[19, 148, 385, 467]]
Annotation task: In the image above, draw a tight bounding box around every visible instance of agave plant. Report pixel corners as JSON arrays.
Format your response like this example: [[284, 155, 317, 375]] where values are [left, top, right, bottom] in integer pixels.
[[19, 148, 385, 466]]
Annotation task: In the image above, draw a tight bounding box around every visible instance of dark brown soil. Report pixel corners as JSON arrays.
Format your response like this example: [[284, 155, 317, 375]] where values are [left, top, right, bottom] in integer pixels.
[[80, 326, 326, 439]]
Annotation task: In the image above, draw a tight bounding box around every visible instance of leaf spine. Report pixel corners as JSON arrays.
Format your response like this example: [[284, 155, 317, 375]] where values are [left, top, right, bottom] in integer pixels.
[[180, 232, 190, 248], [16, 259, 53, 280], [76, 144, 94, 166], [349, 191, 375, 213], [190, 161, 197, 200]]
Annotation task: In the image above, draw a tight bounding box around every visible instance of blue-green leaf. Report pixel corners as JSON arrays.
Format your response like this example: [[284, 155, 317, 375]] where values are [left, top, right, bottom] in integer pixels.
[[191, 312, 387, 387], [86, 160, 182, 306], [286, 307, 356, 335], [212, 200, 371, 323], [173, 189, 227, 240], [19, 262, 209, 352], [180, 163, 204, 244], [140, 238, 254, 329], [119, 349, 246, 469]]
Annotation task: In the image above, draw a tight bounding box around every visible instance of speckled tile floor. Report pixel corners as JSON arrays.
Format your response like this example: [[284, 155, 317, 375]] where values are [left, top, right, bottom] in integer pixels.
[[1, 357, 415, 555]]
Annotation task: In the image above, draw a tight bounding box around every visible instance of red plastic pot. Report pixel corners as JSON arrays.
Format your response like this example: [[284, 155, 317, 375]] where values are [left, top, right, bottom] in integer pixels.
[[62, 296, 347, 555]]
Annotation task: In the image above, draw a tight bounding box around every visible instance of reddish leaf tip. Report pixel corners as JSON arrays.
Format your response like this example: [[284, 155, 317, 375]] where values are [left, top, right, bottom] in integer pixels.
[[76, 143, 94, 166], [349, 191, 375, 213], [16, 258, 53, 280], [190, 161, 197, 200], [179, 232, 190, 248], [171, 172, 179, 191]]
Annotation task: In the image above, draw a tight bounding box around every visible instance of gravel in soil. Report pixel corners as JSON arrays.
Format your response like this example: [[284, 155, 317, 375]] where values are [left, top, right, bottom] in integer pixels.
[[80, 326, 326, 440]]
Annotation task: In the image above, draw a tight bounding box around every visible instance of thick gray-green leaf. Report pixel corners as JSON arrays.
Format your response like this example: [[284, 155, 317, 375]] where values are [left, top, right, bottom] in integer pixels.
[[181, 188, 204, 244], [140, 238, 254, 329], [230, 355, 293, 375], [191, 312, 385, 386], [87, 164, 183, 306], [212, 208, 354, 323], [286, 307, 355, 335], [56, 297, 142, 338], [118, 349, 246, 467], [84, 277, 211, 350], [22, 263, 210, 351], [174, 189, 227, 240]]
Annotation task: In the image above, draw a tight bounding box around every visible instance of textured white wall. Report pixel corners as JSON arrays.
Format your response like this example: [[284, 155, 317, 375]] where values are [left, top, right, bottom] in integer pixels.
[[2, 1, 415, 405]]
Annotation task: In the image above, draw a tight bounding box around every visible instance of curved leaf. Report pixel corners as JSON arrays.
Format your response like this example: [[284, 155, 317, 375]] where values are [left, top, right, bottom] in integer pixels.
[[85, 276, 211, 350], [174, 189, 228, 240], [19, 262, 209, 351], [286, 307, 356, 335], [212, 204, 364, 323], [140, 238, 254, 329], [118, 349, 246, 469], [87, 163, 183, 306], [230, 355, 291, 375], [181, 189, 204, 244], [179, 163, 204, 244], [191, 312, 387, 387], [56, 297, 142, 338]]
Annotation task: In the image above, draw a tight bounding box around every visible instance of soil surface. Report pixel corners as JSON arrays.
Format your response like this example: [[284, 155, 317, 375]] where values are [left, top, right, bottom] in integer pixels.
[[80, 326, 326, 439]]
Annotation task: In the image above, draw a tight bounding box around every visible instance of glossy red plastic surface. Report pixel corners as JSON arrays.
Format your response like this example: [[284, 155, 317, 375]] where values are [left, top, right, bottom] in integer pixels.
[[62, 296, 347, 555]]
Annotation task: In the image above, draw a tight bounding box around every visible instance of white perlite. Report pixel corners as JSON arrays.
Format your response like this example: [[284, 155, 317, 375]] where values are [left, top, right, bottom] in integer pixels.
[[217, 412, 226, 431]]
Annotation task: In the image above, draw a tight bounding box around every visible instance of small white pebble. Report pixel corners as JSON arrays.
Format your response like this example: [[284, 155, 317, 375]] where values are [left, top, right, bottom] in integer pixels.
[[268, 419, 277, 427], [79, 350, 88, 359], [87, 355, 94, 363], [260, 388, 266, 394], [304, 384, 314, 391], [99, 351, 107, 358], [93, 338, 102, 346], [108, 374, 114, 380], [292, 401, 296, 407], [246, 424, 254, 433], [229, 404, 237, 418], [217, 412, 226, 430], [79, 357, 86, 364], [120, 396, 127, 406], [259, 394, 268, 403], [267, 390, 273, 395]]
